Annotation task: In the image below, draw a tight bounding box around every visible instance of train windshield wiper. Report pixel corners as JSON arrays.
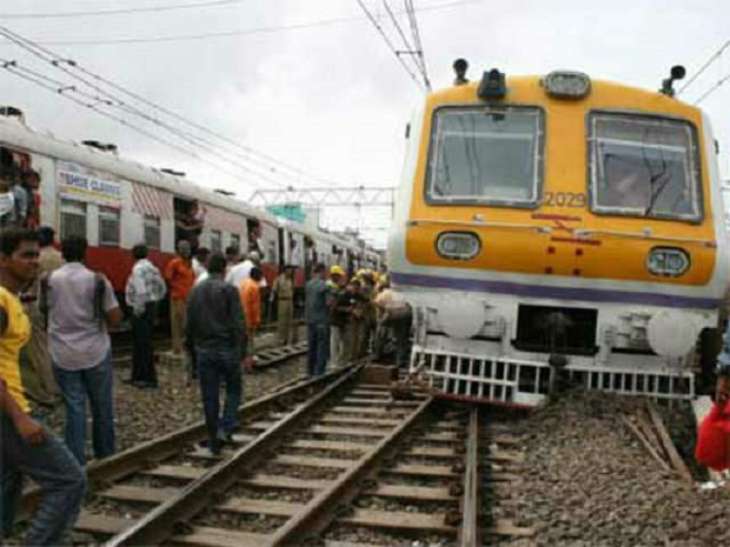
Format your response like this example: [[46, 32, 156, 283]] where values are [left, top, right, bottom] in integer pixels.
[[640, 128, 669, 216]]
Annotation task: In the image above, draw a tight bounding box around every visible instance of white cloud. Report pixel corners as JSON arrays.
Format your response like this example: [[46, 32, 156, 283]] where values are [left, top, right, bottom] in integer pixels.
[[2, 0, 730, 249]]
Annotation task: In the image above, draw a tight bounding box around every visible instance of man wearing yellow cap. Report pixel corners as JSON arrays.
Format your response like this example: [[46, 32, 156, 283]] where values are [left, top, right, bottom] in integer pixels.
[[328, 265, 346, 366]]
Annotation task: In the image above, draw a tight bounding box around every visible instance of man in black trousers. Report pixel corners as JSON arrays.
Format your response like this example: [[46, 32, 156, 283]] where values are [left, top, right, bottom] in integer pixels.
[[124, 244, 166, 388], [185, 252, 252, 455]]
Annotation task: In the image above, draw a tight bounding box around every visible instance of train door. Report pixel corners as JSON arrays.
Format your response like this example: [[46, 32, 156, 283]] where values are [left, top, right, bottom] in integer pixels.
[[303, 235, 314, 279], [278, 227, 286, 268], [246, 218, 261, 256], [173, 196, 203, 249]]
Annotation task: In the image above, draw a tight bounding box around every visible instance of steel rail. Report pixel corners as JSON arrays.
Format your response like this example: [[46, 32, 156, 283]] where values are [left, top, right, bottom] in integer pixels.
[[269, 395, 436, 545], [459, 408, 482, 547], [20, 363, 351, 518], [107, 363, 365, 546]]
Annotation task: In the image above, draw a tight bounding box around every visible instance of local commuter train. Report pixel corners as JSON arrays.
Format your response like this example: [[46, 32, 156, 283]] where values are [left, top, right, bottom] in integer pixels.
[[0, 109, 380, 304], [388, 63, 728, 406]]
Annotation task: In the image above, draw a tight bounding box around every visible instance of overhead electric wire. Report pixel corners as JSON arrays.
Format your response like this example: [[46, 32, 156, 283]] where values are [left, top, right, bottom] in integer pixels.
[[356, 0, 424, 90], [679, 39, 730, 96], [404, 0, 431, 90], [382, 0, 415, 54], [0, 25, 334, 188], [0, 58, 263, 188], [381, 0, 430, 90], [0, 0, 482, 47], [0, 29, 291, 188], [0, 0, 246, 20], [694, 70, 730, 105]]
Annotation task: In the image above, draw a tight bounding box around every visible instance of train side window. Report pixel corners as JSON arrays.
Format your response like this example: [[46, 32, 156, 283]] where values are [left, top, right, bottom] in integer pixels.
[[59, 199, 87, 239], [99, 206, 120, 246], [230, 233, 240, 253], [210, 229, 222, 252], [144, 215, 161, 249]]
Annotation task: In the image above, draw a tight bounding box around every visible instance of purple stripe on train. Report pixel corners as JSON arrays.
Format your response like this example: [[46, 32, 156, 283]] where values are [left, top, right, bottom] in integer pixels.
[[390, 271, 719, 310]]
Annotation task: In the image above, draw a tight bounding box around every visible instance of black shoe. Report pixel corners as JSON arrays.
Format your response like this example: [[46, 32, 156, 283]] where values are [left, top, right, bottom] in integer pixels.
[[217, 431, 234, 445], [139, 382, 158, 389], [197, 439, 222, 456]]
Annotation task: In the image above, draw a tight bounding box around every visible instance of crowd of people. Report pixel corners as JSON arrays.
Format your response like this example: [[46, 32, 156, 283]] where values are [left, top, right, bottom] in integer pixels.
[[3, 216, 730, 545], [305, 263, 412, 377], [0, 210, 401, 544], [0, 225, 266, 543]]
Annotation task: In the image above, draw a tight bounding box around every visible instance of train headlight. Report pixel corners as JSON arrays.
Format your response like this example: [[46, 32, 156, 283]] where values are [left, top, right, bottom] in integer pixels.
[[646, 247, 690, 277], [436, 232, 481, 260], [543, 71, 591, 99]]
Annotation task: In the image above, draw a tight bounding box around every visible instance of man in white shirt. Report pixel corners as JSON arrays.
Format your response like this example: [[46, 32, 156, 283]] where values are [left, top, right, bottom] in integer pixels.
[[226, 250, 267, 288], [192, 247, 209, 282], [125, 244, 167, 388]]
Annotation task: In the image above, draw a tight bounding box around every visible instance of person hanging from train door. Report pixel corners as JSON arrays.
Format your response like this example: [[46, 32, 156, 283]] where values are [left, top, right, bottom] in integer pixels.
[[0, 165, 16, 229], [185, 252, 252, 456], [272, 264, 295, 346], [0, 227, 86, 546], [305, 263, 331, 376], [10, 168, 28, 229], [20, 168, 41, 229], [125, 244, 167, 389], [240, 267, 262, 359], [164, 240, 194, 356], [47, 236, 122, 466]]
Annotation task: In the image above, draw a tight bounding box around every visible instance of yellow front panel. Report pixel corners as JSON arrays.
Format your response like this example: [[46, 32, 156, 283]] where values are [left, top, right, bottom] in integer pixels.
[[406, 77, 716, 286]]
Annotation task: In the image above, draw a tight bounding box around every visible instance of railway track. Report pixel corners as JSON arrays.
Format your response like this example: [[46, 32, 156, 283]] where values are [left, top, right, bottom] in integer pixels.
[[111, 321, 305, 356], [112, 338, 308, 372], [19, 363, 357, 534], [21, 363, 534, 546]]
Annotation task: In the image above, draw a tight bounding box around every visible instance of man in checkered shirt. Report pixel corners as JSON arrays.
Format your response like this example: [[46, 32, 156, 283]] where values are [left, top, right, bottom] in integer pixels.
[[125, 244, 166, 388]]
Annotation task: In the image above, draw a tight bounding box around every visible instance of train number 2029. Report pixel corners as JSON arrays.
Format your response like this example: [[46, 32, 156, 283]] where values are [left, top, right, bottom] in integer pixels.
[[543, 192, 586, 208]]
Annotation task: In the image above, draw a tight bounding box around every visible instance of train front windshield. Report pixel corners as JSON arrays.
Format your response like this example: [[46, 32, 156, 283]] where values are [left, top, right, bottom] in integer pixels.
[[589, 113, 702, 221], [426, 106, 544, 206]]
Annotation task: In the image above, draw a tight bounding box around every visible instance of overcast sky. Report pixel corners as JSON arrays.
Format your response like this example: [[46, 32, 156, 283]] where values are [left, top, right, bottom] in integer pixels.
[[2, 0, 730, 248]]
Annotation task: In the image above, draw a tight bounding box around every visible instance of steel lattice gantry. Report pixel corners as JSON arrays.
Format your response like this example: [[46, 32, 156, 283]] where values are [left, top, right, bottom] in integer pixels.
[[249, 186, 395, 208]]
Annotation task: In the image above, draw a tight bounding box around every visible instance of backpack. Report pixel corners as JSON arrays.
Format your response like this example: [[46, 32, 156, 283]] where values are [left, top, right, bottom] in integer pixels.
[[40, 271, 107, 331]]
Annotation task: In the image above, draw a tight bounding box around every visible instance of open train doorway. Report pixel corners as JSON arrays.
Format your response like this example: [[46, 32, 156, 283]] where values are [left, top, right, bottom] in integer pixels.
[[173, 196, 204, 249], [247, 217, 262, 256]]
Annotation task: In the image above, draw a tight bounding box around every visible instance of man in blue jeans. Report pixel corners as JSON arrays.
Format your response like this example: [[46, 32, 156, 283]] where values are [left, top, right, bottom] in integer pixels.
[[185, 252, 252, 456], [0, 227, 86, 545], [305, 263, 331, 376], [47, 236, 122, 465]]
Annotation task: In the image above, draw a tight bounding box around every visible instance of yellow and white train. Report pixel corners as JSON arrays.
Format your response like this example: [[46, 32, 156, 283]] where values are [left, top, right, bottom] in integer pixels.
[[388, 63, 729, 406]]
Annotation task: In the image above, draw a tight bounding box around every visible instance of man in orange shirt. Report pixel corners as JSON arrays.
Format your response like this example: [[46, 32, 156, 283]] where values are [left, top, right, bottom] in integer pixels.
[[240, 267, 262, 357], [164, 240, 194, 355]]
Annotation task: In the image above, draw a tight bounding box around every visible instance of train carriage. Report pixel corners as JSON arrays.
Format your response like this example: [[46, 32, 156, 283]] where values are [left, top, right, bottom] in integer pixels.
[[0, 109, 375, 310], [388, 64, 729, 406]]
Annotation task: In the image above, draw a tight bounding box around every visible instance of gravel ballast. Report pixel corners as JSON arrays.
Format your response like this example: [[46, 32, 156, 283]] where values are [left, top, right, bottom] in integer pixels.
[[495, 391, 730, 546]]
